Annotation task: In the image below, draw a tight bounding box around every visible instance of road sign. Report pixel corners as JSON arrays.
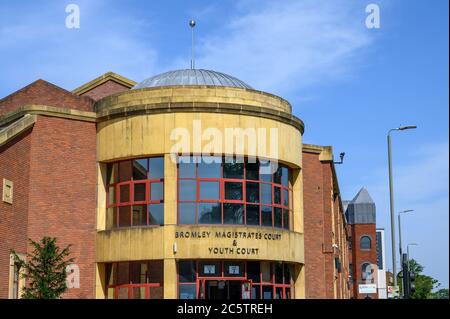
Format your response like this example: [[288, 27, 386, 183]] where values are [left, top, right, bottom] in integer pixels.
[[387, 286, 400, 299]]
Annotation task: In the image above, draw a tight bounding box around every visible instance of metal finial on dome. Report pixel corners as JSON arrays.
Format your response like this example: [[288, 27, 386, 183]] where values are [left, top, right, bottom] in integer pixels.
[[189, 19, 196, 69]]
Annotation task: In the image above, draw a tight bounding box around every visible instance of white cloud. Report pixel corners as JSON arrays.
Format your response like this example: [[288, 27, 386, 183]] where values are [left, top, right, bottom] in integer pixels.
[[182, 0, 372, 96]]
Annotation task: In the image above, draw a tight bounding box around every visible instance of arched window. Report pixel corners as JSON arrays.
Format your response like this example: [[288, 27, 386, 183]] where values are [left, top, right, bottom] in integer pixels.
[[360, 236, 372, 250]]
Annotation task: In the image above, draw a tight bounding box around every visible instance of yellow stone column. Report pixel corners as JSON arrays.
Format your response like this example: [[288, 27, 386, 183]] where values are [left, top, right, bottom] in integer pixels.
[[164, 259, 177, 299], [95, 263, 106, 299]]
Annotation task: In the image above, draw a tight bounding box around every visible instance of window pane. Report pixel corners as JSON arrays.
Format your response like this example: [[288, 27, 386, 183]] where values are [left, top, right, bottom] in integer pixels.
[[179, 284, 197, 299], [274, 187, 281, 204], [261, 262, 272, 283], [179, 180, 196, 201], [246, 161, 259, 180], [132, 287, 146, 299], [283, 189, 289, 207], [108, 186, 116, 205], [199, 181, 219, 200], [360, 236, 371, 250], [178, 203, 196, 224], [107, 207, 116, 229], [275, 287, 283, 299], [246, 182, 259, 203], [198, 203, 221, 224], [247, 261, 261, 283], [224, 261, 244, 277], [149, 204, 164, 225], [284, 264, 291, 284], [134, 183, 146, 202], [133, 159, 148, 180], [260, 161, 272, 182], [275, 263, 283, 283], [273, 166, 282, 184], [224, 182, 243, 200], [281, 167, 289, 187], [149, 157, 164, 179], [151, 182, 164, 201], [261, 184, 272, 204], [261, 206, 272, 227], [118, 206, 131, 227], [132, 205, 147, 226], [198, 156, 221, 178], [263, 286, 273, 299], [285, 288, 291, 299], [224, 157, 244, 179], [246, 204, 260, 226], [107, 163, 117, 184], [179, 261, 196, 282], [251, 286, 261, 299], [118, 287, 129, 299], [130, 261, 147, 284], [148, 260, 164, 284], [150, 287, 164, 299], [118, 161, 132, 182], [178, 157, 196, 178], [119, 184, 130, 203], [283, 209, 290, 230], [223, 203, 244, 224], [274, 207, 282, 228], [199, 261, 221, 277]]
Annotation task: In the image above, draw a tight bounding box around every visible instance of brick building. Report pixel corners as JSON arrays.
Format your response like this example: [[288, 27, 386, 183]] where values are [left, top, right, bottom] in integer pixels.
[[1, 70, 351, 299]]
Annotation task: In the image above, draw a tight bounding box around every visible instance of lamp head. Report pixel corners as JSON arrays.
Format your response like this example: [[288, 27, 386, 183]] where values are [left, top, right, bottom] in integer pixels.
[[398, 125, 417, 131]]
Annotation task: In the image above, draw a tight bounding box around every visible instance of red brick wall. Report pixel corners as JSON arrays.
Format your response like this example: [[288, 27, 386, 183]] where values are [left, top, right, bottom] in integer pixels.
[[27, 115, 97, 298], [0, 130, 32, 298], [0, 80, 94, 115], [350, 223, 377, 298], [80, 80, 131, 101]]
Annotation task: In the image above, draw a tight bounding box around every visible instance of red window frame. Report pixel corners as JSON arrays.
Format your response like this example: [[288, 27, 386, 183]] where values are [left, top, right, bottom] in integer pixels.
[[106, 157, 164, 228], [177, 156, 293, 230], [176, 260, 294, 299]]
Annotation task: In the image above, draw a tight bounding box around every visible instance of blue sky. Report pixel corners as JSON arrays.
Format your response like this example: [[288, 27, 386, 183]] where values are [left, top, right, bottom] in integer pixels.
[[1, 0, 448, 288]]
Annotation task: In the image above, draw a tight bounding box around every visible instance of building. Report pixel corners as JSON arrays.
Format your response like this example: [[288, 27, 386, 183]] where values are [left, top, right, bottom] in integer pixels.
[[376, 228, 387, 299], [302, 144, 351, 299], [0, 69, 350, 299], [345, 187, 378, 299]]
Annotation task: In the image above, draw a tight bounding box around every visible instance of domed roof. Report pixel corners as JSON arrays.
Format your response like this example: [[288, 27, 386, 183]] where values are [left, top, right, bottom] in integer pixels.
[[133, 69, 253, 90]]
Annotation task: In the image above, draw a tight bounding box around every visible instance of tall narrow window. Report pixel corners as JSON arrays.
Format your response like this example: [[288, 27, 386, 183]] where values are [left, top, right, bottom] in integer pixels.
[[360, 236, 372, 250]]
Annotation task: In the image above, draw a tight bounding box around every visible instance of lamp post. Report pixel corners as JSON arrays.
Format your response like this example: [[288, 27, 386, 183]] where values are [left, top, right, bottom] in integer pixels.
[[398, 210, 414, 260], [387, 125, 417, 287]]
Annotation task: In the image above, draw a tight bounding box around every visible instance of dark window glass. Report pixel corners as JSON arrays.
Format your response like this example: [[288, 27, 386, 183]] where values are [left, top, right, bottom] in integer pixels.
[[224, 182, 243, 200], [199, 181, 219, 200], [246, 182, 259, 203], [148, 260, 164, 284], [178, 156, 197, 178], [285, 287, 291, 299], [133, 159, 148, 180], [284, 264, 291, 284], [247, 262, 261, 283], [178, 203, 196, 224], [118, 161, 132, 182], [118, 206, 131, 227], [223, 203, 244, 224], [281, 167, 289, 187], [261, 206, 272, 227], [274, 187, 281, 204], [119, 184, 130, 203], [198, 203, 221, 224], [224, 157, 244, 179], [132, 205, 147, 226], [360, 236, 371, 250], [151, 182, 164, 201], [224, 261, 244, 277], [149, 157, 164, 179], [149, 203, 164, 225], [261, 262, 272, 282], [263, 286, 273, 299], [275, 263, 283, 283], [274, 207, 282, 228], [199, 261, 221, 277], [198, 156, 221, 178], [179, 180, 196, 201], [107, 163, 117, 184], [283, 209, 290, 230], [246, 161, 259, 180], [260, 161, 272, 182], [275, 287, 283, 299], [117, 262, 130, 284], [261, 184, 272, 204], [283, 189, 289, 206], [246, 205, 260, 226], [179, 284, 196, 299], [273, 166, 282, 184], [134, 183, 146, 202], [251, 286, 261, 299], [179, 261, 196, 282]]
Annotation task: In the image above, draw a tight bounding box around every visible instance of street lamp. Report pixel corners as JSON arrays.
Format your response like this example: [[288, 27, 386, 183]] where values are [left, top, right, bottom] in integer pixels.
[[398, 210, 414, 259], [407, 243, 418, 272], [387, 125, 417, 286]]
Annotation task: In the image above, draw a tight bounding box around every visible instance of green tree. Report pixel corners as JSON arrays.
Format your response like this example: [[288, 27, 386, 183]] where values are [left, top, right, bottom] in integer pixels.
[[430, 289, 449, 299], [399, 259, 440, 299], [11, 237, 74, 299]]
